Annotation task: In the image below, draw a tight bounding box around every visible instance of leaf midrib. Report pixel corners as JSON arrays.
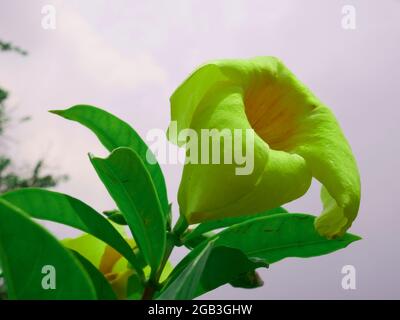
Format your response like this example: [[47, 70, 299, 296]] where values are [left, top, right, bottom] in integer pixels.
[[101, 159, 156, 268], [243, 238, 350, 258]]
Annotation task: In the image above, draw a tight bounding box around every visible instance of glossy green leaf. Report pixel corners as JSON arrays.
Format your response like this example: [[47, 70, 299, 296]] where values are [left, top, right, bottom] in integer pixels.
[[0, 199, 96, 299], [183, 207, 287, 243], [157, 241, 213, 300], [193, 247, 267, 298], [90, 147, 166, 274], [166, 213, 360, 293], [72, 251, 117, 300], [103, 210, 127, 225], [1, 188, 141, 275], [50, 105, 169, 218], [210, 214, 361, 264], [166, 203, 173, 232], [126, 273, 145, 300], [229, 271, 264, 289], [158, 242, 267, 300], [183, 232, 214, 250]]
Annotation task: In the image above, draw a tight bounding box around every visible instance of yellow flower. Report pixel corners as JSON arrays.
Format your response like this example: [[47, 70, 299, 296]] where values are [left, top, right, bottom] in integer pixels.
[[168, 56, 360, 238], [62, 234, 136, 299], [63, 231, 172, 299]]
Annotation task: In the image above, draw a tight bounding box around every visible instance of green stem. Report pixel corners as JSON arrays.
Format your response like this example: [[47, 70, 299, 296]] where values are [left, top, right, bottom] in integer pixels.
[[172, 215, 188, 239], [141, 215, 188, 300]]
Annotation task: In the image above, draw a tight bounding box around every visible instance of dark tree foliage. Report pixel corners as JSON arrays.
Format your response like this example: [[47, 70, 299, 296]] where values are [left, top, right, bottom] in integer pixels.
[[0, 40, 28, 55], [0, 40, 67, 193]]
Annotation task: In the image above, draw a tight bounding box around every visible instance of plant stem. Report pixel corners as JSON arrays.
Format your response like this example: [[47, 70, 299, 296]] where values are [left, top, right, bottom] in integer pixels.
[[141, 282, 155, 300], [172, 215, 188, 239], [141, 215, 188, 300]]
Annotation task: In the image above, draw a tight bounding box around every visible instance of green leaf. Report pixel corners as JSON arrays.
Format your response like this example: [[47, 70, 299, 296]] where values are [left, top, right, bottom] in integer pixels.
[[193, 247, 267, 297], [183, 232, 214, 250], [183, 207, 288, 243], [158, 242, 267, 300], [166, 203, 173, 232], [50, 105, 169, 217], [126, 273, 144, 300], [71, 250, 117, 300], [166, 213, 361, 295], [1, 188, 141, 276], [210, 214, 361, 264], [90, 147, 166, 274], [103, 210, 127, 225], [229, 271, 264, 289], [157, 241, 213, 300], [0, 199, 96, 299]]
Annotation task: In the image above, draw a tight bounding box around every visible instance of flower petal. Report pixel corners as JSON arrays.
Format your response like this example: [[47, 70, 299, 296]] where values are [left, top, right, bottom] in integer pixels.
[[169, 63, 227, 145], [174, 82, 311, 223], [62, 234, 106, 268]]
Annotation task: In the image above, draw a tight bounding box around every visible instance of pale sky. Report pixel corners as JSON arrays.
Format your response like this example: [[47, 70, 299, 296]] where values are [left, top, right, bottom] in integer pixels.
[[1, 0, 400, 299]]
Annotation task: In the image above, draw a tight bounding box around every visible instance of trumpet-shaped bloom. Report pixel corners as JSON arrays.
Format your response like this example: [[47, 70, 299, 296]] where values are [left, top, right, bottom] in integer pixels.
[[168, 56, 360, 238]]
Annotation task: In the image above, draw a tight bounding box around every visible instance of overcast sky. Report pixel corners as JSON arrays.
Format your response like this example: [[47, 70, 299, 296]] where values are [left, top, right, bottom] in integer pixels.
[[1, 0, 399, 299]]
